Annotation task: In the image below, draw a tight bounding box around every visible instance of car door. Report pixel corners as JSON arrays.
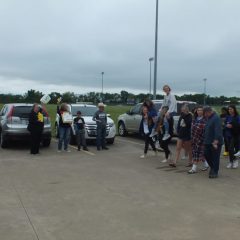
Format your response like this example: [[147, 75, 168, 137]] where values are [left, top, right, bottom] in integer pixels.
[[128, 104, 142, 132], [0, 105, 7, 127]]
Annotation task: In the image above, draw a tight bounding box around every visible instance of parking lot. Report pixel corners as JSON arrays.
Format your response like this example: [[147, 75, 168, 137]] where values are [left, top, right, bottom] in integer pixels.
[[0, 136, 240, 240]]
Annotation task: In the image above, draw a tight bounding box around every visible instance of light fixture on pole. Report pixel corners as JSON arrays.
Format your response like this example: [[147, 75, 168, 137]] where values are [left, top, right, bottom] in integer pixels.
[[153, 0, 159, 100], [149, 57, 154, 98], [203, 78, 207, 105]]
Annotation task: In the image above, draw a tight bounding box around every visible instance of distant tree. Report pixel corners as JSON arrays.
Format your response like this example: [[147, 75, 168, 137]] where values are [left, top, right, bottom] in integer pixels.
[[24, 89, 43, 103], [62, 92, 77, 103]]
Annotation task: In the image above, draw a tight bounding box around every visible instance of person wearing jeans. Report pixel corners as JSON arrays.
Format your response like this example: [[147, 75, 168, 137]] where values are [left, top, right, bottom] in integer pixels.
[[203, 106, 223, 179], [93, 103, 108, 151], [58, 126, 71, 151], [57, 103, 72, 152]]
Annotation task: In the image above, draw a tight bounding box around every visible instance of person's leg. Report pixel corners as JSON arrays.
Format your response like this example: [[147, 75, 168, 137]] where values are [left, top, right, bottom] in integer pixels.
[[228, 138, 235, 163], [212, 145, 222, 176], [174, 139, 183, 164], [185, 140, 193, 165], [36, 131, 41, 154], [144, 134, 150, 154], [58, 127, 64, 151], [76, 130, 81, 150], [30, 131, 37, 154], [64, 128, 71, 151], [101, 127, 107, 149], [162, 117, 171, 140], [204, 145, 214, 176], [81, 132, 88, 150], [96, 127, 101, 150], [160, 139, 171, 160], [149, 136, 157, 154]]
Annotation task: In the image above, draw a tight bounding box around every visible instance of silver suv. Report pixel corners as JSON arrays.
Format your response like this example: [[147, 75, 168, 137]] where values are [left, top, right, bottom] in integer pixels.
[[0, 104, 52, 148], [117, 100, 197, 136], [55, 104, 116, 144]]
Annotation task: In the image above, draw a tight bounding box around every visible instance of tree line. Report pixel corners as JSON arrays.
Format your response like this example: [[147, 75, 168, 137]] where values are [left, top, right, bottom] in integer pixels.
[[0, 89, 239, 105]]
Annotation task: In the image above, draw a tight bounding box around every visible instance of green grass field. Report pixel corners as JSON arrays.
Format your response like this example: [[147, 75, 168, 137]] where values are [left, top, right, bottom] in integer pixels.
[[0, 103, 131, 136]]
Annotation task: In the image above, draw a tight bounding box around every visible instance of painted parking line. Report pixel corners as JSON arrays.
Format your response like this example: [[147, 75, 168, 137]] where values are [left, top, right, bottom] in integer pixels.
[[52, 138, 96, 156], [116, 137, 144, 146]]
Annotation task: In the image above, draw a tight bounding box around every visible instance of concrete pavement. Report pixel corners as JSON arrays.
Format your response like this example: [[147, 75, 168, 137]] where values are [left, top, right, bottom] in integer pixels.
[[0, 137, 240, 240]]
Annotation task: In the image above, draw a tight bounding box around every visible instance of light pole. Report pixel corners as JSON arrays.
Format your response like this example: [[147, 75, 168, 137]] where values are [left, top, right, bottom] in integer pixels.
[[153, 0, 159, 100], [149, 57, 154, 98], [203, 78, 207, 105], [101, 72, 104, 101]]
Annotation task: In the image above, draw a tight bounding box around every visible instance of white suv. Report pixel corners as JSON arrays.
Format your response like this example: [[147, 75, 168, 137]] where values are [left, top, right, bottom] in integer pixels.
[[55, 104, 116, 144]]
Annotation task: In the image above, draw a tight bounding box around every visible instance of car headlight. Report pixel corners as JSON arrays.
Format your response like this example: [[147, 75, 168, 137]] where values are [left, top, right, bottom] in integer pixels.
[[108, 123, 114, 127]]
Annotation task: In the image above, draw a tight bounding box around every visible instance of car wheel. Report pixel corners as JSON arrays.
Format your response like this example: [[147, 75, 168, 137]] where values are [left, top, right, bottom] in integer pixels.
[[55, 123, 59, 138], [107, 138, 115, 144], [42, 139, 51, 147], [118, 122, 127, 137], [0, 131, 8, 148]]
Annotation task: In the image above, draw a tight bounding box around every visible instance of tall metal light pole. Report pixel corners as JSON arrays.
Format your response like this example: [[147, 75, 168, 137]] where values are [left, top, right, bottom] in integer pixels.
[[101, 72, 104, 100], [153, 0, 159, 100], [203, 78, 207, 105], [149, 57, 154, 98]]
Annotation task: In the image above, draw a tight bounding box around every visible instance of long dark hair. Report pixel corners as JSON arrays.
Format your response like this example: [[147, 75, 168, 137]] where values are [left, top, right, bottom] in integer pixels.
[[228, 105, 239, 116], [143, 99, 154, 110]]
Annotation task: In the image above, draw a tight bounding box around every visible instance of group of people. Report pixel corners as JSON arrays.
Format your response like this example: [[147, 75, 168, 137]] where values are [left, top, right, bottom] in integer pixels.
[[140, 85, 240, 179], [27, 84, 240, 179], [28, 101, 109, 154]]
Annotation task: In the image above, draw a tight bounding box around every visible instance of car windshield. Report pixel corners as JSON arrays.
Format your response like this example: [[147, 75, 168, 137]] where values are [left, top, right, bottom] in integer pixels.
[[71, 106, 98, 116]]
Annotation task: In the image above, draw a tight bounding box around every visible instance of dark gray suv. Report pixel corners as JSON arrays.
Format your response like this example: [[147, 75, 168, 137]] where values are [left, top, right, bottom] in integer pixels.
[[0, 103, 52, 148]]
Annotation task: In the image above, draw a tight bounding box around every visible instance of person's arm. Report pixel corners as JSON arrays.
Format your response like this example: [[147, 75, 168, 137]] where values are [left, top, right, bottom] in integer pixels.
[[105, 112, 107, 123], [185, 114, 192, 128]]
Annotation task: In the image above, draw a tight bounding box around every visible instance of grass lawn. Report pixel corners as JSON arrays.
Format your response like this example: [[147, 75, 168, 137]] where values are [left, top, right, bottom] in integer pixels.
[[0, 103, 131, 136]]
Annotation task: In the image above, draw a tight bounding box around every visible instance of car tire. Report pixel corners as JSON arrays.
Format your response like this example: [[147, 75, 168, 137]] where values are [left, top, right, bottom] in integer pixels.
[[107, 138, 115, 144], [118, 122, 127, 137], [42, 139, 51, 147], [55, 123, 59, 138], [0, 131, 8, 148]]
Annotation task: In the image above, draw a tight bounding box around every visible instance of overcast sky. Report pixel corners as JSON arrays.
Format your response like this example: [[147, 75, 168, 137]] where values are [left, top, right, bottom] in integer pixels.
[[0, 0, 239, 96]]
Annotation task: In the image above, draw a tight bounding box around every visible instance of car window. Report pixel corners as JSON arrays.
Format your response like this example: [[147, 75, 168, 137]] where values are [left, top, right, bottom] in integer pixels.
[[132, 104, 142, 114], [0, 106, 6, 116], [154, 103, 162, 112], [13, 106, 32, 118], [71, 106, 98, 116]]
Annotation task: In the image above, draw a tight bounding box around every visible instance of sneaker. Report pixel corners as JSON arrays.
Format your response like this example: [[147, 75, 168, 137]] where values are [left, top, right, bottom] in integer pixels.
[[83, 147, 89, 151], [232, 160, 239, 169], [234, 151, 240, 157], [188, 169, 197, 174], [65, 149, 71, 153], [226, 162, 233, 169], [102, 147, 109, 150], [161, 159, 168, 163], [223, 151, 229, 156], [162, 133, 171, 141], [140, 154, 146, 159], [201, 166, 209, 171]]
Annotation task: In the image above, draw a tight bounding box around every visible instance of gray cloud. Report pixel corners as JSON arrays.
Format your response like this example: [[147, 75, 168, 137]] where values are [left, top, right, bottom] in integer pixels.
[[0, 0, 239, 96]]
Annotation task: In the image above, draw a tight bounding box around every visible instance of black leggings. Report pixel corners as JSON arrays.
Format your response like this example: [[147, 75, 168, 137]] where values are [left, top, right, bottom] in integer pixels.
[[144, 134, 156, 154], [160, 138, 171, 159], [227, 136, 239, 162]]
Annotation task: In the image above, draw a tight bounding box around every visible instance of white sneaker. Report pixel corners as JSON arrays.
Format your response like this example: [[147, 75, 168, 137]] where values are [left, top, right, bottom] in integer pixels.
[[233, 160, 239, 169], [161, 159, 168, 163], [162, 133, 171, 141], [226, 162, 233, 169], [140, 154, 146, 159], [234, 151, 240, 157], [65, 149, 71, 153], [188, 169, 197, 174]]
